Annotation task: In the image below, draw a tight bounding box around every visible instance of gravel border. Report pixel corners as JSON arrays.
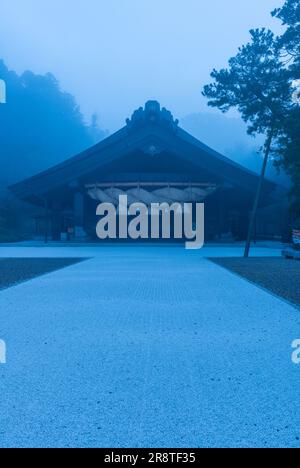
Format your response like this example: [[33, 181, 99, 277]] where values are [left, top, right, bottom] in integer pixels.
[[0, 258, 89, 291], [209, 257, 300, 309]]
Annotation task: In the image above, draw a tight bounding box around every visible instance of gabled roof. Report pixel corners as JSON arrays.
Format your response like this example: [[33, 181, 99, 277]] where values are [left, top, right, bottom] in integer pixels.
[[9, 100, 277, 203]]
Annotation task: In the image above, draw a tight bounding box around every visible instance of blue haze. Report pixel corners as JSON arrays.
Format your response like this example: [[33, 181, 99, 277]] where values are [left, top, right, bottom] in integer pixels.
[[0, 0, 282, 131]]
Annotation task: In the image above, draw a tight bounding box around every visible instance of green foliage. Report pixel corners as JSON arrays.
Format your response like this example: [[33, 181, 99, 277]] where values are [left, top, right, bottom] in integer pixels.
[[202, 29, 292, 136], [272, 0, 300, 71], [0, 59, 106, 241], [274, 106, 300, 216], [272, 0, 300, 217], [0, 60, 105, 186], [203, 1, 300, 221]]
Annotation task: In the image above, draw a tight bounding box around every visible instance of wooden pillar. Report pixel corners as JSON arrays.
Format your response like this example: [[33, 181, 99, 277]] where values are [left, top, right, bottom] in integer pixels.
[[218, 187, 224, 239], [51, 202, 62, 241], [44, 199, 49, 244], [73, 191, 86, 239]]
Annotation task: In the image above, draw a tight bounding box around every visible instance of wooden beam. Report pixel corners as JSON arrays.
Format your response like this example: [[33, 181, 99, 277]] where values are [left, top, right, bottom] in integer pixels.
[[85, 182, 217, 189]]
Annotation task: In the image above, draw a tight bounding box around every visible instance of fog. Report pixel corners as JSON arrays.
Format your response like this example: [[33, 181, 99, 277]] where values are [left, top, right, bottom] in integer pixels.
[[0, 0, 282, 131]]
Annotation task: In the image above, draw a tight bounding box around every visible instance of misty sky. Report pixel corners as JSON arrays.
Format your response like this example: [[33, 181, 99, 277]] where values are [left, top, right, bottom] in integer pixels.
[[0, 0, 283, 132]]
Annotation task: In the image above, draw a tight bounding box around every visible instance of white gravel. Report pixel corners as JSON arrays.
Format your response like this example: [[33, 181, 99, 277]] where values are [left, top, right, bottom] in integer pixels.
[[0, 245, 299, 448]]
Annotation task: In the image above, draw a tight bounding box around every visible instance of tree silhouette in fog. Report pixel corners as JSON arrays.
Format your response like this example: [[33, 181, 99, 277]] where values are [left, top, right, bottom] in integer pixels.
[[203, 28, 292, 256], [0, 59, 105, 185], [273, 0, 300, 69], [272, 0, 300, 220], [0, 60, 106, 241]]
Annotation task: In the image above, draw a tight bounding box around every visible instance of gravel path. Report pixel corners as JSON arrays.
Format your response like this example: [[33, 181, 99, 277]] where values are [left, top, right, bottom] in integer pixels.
[[0, 247, 299, 448], [210, 257, 300, 308], [0, 258, 88, 291]]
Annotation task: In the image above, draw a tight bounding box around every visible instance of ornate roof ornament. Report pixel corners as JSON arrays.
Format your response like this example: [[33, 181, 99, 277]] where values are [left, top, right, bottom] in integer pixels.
[[126, 100, 179, 132]]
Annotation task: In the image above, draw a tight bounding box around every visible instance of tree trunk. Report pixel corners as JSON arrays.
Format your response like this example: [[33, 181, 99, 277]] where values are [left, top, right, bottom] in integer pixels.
[[244, 129, 274, 258]]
